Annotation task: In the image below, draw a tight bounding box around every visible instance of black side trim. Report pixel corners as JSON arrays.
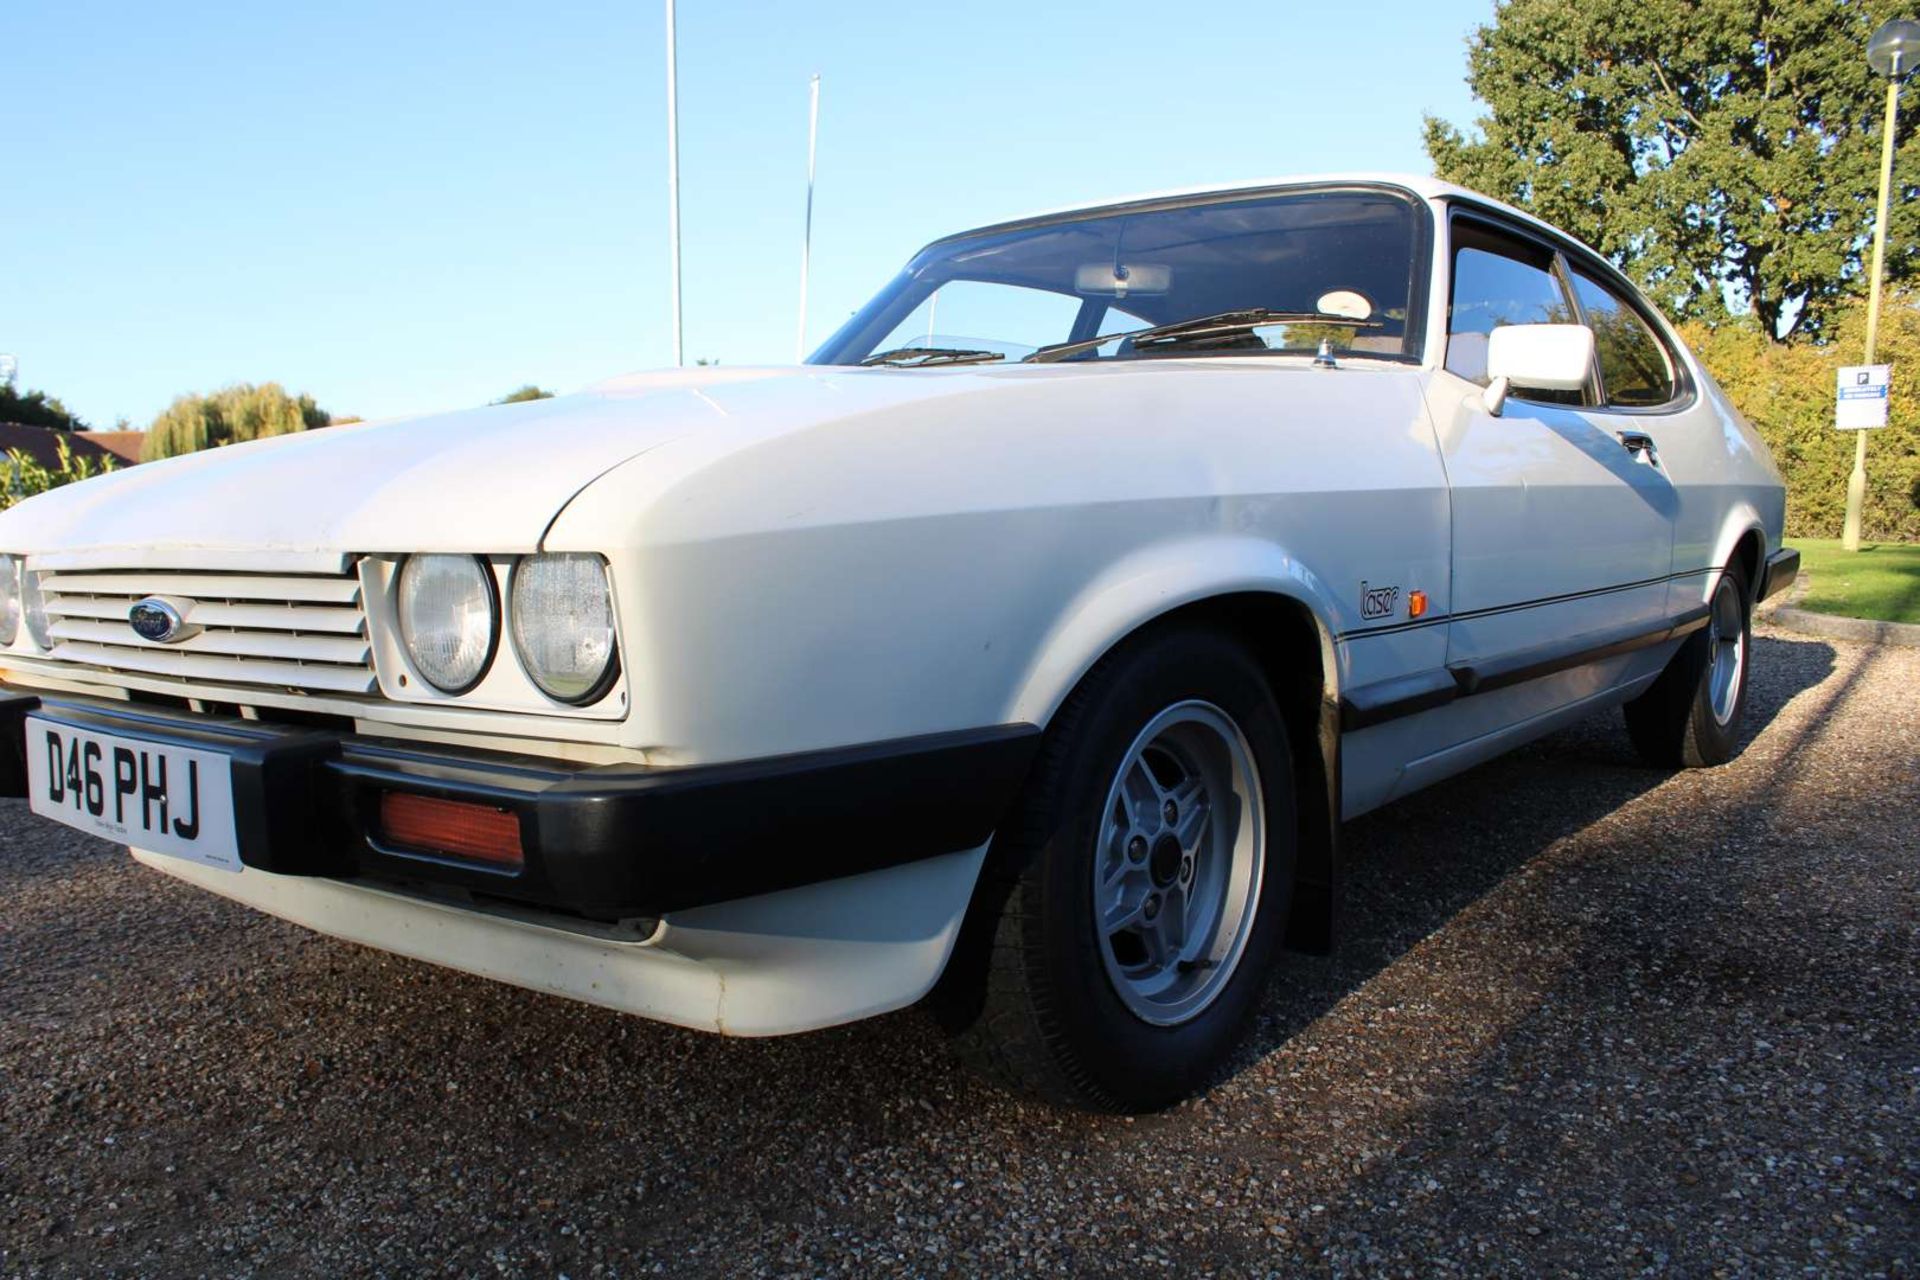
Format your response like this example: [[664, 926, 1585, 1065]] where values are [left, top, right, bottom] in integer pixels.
[[1450, 606, 1708, 697], [0, 689, 42, 797], [1340, 607, 1709, 729], [1340, 668, 1457, 732], [1338, 613, 1451, 640], [1445, 567, 1719, 626], [1759, 547, 1800, 603]]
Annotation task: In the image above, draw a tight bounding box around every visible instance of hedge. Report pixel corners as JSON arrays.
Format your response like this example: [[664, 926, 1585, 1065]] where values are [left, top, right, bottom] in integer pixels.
[[1683, 295, 1920, 543]]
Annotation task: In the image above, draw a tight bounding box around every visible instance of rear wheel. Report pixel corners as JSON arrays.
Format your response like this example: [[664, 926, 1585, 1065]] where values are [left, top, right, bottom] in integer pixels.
[[1624, 563, 1751, 768], [940, 627, 1296, 1111]]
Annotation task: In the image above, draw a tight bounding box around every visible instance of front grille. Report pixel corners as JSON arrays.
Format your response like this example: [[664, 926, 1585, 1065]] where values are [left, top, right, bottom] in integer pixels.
[[38, 568, 377, 696]]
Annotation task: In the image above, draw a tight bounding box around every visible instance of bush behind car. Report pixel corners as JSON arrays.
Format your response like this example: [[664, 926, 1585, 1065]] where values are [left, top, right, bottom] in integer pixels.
[[1684, 292, 1920, 544]]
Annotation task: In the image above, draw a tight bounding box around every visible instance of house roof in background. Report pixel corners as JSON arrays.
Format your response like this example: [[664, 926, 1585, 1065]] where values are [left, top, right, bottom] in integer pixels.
[[80, 431, 146, 464], [0, 423, 140, 471]]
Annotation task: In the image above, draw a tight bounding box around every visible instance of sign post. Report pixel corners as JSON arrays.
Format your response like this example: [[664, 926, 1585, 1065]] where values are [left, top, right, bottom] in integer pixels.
[[1843, 19, 1917, 550], [1836, 364, 1892, 431]]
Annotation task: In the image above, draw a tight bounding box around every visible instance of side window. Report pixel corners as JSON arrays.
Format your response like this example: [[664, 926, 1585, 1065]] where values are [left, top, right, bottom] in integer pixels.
[[1570, 269, 1677, 407], [1445, 227, 1582, 404], [876, 280, 1083, 361]]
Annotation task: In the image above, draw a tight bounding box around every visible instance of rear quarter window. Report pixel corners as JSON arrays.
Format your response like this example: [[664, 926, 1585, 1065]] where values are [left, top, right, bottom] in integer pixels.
[[1570, 270, 1677, 407]]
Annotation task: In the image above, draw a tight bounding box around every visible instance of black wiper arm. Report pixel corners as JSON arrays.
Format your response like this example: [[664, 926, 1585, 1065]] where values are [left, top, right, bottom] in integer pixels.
[[1023, 309, 1382, 364], [860, 346, 1006, 367]]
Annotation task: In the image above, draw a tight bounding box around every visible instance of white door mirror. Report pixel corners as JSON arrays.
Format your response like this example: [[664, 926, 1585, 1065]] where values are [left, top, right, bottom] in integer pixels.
[[1479, 323, 1595, 416]]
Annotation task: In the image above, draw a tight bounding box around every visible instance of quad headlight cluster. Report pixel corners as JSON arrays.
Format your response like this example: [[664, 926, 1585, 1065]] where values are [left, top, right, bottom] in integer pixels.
[[395, 552, 618, 705], [0, 554, 49, 651]]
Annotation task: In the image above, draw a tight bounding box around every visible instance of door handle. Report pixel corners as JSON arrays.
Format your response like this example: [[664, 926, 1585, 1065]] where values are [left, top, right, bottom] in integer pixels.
[[1617, 430, 1659, 465]]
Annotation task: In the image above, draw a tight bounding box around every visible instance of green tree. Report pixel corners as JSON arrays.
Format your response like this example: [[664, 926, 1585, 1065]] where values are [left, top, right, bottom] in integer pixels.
[[492, 385, 555, 404], [143, 382, 330, 461], [0, 384, 87, 431], [2, 435, 115, 511], [1425, 0, 1920, 342]]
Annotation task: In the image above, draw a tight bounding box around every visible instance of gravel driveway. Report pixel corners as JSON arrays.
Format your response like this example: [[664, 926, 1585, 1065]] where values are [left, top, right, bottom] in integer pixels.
[[3, 626, 1916, 1277]]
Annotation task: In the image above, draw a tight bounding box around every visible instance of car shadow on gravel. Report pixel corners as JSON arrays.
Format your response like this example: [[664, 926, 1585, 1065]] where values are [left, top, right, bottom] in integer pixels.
[[1194, 631, 1916, 1274], [1225, 632, 1839, 1084]]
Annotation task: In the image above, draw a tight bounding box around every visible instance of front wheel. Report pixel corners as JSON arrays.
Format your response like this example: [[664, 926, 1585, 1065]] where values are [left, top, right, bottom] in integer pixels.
[[1624, 563, 1752, 768], [940, 627, 1296, 1111]]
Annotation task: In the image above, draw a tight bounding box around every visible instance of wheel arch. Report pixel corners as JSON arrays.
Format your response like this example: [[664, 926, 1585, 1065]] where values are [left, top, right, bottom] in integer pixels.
[[1728, 526, 1765, 604], [1006, 537, 1345, 728], [1712, 516, 1767, 608], [1003, 541, 1346, 956]]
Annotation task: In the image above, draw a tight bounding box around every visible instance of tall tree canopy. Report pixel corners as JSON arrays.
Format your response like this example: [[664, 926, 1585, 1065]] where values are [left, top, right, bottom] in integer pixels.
[[0, 384, 87, 431], [143, 382, 329, 461], [1425, 0, 1920, 341]]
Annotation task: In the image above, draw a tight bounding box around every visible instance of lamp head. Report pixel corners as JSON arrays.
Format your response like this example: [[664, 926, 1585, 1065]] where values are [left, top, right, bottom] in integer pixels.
[[1868, 18, 1920, 78]]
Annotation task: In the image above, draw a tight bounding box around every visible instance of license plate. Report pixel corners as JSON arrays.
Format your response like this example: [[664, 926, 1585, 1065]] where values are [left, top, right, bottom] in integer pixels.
[[25, 717, 241, 872]]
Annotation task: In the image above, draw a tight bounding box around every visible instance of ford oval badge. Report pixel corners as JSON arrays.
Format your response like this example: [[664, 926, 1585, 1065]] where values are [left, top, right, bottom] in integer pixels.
[[129, 597, 192, 644]]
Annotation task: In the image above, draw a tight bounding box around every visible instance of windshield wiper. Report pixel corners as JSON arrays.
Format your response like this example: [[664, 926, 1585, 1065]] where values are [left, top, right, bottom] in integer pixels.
[[1023, 309, 1383, 364], [860, 346, 1006, 368]]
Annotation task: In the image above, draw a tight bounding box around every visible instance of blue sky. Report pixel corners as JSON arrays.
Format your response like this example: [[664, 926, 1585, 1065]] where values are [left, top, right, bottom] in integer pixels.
[[5, 0, 1491, 429]]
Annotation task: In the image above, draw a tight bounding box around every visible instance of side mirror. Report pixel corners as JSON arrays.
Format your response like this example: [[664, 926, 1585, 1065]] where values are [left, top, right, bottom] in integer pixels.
[[1479, 323, 1594, 416]]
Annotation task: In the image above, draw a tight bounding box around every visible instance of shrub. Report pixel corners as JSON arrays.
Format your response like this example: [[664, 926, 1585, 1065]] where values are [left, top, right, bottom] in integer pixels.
[[2, 435, 116, 512]]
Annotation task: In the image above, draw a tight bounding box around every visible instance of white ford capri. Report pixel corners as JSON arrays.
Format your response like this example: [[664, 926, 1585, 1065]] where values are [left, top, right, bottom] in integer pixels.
[[0, 174, 1794, 1110]]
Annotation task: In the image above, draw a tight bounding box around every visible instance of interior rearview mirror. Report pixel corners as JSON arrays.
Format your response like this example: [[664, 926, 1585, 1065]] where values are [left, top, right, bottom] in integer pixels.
[[1479, 323, 1595, 416], [1074, 262, 1172, 297]]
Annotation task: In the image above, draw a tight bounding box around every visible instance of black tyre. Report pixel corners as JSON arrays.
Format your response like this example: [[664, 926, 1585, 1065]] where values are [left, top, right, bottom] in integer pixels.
[[939, 626, 1296, 1111], [1623, 563, 1752, 768]]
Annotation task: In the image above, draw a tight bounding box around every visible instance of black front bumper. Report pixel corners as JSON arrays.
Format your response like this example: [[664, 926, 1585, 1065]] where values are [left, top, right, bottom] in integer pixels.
[[0, 688, 1039, 919]]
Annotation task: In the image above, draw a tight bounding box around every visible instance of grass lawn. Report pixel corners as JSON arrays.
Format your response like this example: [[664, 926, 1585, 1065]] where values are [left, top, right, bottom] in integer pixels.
[[1784, 538, 1920, 625]]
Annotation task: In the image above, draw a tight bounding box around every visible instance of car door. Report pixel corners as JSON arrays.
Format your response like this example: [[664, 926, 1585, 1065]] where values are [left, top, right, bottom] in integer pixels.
[[1430, 216, 1678, 708], [1560, 260, 1728, 612]]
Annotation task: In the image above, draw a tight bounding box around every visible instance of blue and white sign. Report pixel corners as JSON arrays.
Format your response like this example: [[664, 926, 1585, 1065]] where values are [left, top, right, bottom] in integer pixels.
[[1836, 364, 1891, 430]]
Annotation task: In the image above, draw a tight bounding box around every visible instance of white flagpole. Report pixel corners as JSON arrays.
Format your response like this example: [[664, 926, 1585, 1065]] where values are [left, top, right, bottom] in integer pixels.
[[665, 0, 684, 367], [796, 73, 821, 363]]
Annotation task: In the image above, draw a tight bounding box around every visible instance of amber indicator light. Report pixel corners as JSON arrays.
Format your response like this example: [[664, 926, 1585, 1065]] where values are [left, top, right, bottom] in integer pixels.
[[378, 791, 524, 869], [1408, 590, 1429, 619]]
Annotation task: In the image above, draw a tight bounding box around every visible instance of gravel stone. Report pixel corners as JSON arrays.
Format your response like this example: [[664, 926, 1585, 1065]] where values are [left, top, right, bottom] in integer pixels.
[[2, 625, 1915, 1276]]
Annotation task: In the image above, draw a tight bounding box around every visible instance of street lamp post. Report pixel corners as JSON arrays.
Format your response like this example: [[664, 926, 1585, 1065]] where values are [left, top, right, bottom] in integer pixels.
[[1843, 17, 1920, 551], [797, 74, 820, 364], [665, 0, 684, 368]]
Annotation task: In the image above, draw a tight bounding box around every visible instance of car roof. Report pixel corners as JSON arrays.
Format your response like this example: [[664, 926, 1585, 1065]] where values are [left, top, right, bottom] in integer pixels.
[[938, 172, 1569, 247]]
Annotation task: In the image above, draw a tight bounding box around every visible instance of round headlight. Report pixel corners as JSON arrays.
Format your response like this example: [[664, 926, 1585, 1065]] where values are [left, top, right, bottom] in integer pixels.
[[19, 564, 51, 650], [0, 555, 20, 647], [397, 554, 498, 694], [510, 554, 618, 704]]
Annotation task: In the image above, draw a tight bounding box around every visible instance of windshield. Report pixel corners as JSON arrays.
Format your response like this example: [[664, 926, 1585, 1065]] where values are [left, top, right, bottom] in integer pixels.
[[811, 187, 1427, 367]]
